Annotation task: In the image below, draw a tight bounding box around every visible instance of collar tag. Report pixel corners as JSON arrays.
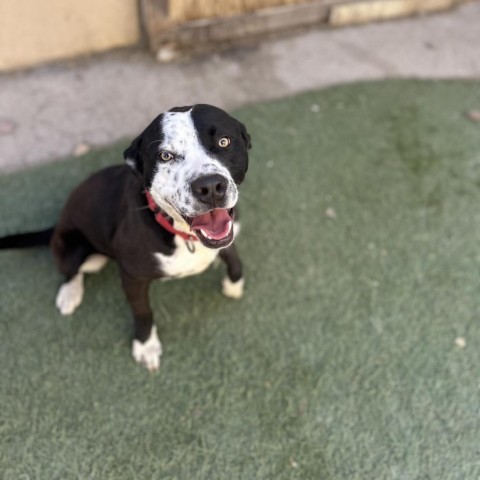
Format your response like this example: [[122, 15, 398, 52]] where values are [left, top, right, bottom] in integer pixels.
[[185, 238, 196, 253]]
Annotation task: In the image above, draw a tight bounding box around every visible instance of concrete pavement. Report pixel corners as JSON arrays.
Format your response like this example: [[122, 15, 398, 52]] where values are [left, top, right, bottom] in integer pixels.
[[0, 1, 479, 173]]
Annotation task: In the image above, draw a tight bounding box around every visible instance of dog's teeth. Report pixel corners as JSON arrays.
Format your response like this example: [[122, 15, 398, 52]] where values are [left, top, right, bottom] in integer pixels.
[[201, 229, 213, 240], [200, 222, 232, 241]]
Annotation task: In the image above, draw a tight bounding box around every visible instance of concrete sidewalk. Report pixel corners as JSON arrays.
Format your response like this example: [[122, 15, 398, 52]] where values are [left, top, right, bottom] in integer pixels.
[[0, 1, 479, 173]]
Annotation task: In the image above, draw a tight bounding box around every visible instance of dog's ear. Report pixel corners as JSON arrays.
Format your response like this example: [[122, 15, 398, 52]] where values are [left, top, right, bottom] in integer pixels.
[[123, 134, 143, 174], [239, 122, 252, 150]]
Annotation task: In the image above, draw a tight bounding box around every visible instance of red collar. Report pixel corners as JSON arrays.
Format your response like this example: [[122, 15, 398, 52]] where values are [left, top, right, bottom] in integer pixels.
[[145, 191, 198, 243]]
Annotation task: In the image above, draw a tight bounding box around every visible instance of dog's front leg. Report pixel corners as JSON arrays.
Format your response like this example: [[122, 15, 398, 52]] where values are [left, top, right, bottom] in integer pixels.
[[219, 243, 245, 299], [120, 270, 162, 371]]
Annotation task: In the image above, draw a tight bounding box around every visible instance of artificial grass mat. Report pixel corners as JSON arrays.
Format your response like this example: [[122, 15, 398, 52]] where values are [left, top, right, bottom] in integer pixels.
[[1, 80, 480, 479]]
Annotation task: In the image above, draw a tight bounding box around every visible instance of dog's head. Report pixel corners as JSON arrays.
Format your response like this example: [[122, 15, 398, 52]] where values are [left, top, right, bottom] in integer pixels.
[[124, 104, 251, 249]]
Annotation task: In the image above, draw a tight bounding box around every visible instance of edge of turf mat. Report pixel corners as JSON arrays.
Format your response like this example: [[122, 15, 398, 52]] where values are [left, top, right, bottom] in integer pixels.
[[2, 79, 480, 479]]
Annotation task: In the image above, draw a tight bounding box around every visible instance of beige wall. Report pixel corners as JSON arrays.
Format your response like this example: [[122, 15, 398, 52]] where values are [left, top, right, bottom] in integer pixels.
[[168, 0, 314, 22], [0, 0, 140, 72]]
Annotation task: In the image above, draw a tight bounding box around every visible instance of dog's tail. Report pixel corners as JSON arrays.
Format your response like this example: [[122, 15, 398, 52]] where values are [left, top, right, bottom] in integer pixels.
[[0, 227, 55, 249]]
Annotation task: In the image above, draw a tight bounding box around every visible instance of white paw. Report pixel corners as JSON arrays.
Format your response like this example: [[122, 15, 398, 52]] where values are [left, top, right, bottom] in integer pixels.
[[56, 274, 84, 315], [222, 276, 245, 299], [132, 326, 163, 372]]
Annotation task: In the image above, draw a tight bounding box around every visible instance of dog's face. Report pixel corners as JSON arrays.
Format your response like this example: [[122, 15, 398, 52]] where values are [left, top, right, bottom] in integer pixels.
[[124, 104, 251, 249]]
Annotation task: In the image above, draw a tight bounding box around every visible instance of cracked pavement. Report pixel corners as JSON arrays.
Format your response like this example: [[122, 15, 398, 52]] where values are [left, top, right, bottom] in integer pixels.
[[0, 1, 479, 173]]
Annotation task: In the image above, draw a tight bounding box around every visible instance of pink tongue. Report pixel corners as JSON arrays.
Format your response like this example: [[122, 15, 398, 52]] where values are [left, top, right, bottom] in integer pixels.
[[191, 209, 232, 240]]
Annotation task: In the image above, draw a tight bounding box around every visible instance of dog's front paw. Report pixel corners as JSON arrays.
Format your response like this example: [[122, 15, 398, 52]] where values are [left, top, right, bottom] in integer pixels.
[[132, 326, 163, 372], [222, 276, 245, 299], [56, 274, 84, 315]]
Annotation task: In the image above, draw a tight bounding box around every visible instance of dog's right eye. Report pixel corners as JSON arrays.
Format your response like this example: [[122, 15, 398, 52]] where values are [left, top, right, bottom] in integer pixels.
[[159, 151, 174, 162]]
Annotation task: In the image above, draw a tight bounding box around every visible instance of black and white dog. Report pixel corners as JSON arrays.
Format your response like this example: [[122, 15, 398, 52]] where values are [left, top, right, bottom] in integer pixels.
[[0, 104, 251, 371]]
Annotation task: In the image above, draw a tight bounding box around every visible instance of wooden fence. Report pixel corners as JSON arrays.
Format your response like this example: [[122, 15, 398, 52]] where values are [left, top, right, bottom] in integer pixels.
[[141, 0, 473, 61]]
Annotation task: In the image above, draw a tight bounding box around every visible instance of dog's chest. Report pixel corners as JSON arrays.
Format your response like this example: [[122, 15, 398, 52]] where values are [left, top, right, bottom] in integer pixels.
[[154, 236, 219, 279]]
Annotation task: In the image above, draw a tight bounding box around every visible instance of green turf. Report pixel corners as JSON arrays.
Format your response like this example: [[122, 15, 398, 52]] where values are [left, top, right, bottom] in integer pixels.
[[2, 80, 480, 479]]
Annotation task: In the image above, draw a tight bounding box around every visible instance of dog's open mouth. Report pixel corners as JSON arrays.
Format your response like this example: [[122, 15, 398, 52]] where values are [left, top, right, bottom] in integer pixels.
[[187, 208, 234, 248]]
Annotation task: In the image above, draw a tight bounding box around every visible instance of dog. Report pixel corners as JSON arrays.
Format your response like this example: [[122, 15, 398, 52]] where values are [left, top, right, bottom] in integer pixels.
[[0, 104, 251, 371]]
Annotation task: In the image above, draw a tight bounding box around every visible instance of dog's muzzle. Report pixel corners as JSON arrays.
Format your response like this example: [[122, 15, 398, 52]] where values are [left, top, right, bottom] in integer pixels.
[[185, 174, 236, 248]]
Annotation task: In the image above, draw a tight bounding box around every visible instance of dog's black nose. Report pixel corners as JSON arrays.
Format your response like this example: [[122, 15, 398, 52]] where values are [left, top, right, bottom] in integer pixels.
[[191, 174, 228, 206]]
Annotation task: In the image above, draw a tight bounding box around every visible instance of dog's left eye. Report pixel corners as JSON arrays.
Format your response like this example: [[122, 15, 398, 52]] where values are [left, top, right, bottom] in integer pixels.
[[218, 137, 231, 148], [159, 151, 174, 161]]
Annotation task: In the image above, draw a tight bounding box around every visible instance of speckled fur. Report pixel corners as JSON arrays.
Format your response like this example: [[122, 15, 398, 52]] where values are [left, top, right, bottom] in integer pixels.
[[149, 109, 238, 224]]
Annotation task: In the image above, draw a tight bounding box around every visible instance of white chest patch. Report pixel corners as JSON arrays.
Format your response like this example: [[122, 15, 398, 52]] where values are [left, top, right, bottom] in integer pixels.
[[155, 235, 219, 279]]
